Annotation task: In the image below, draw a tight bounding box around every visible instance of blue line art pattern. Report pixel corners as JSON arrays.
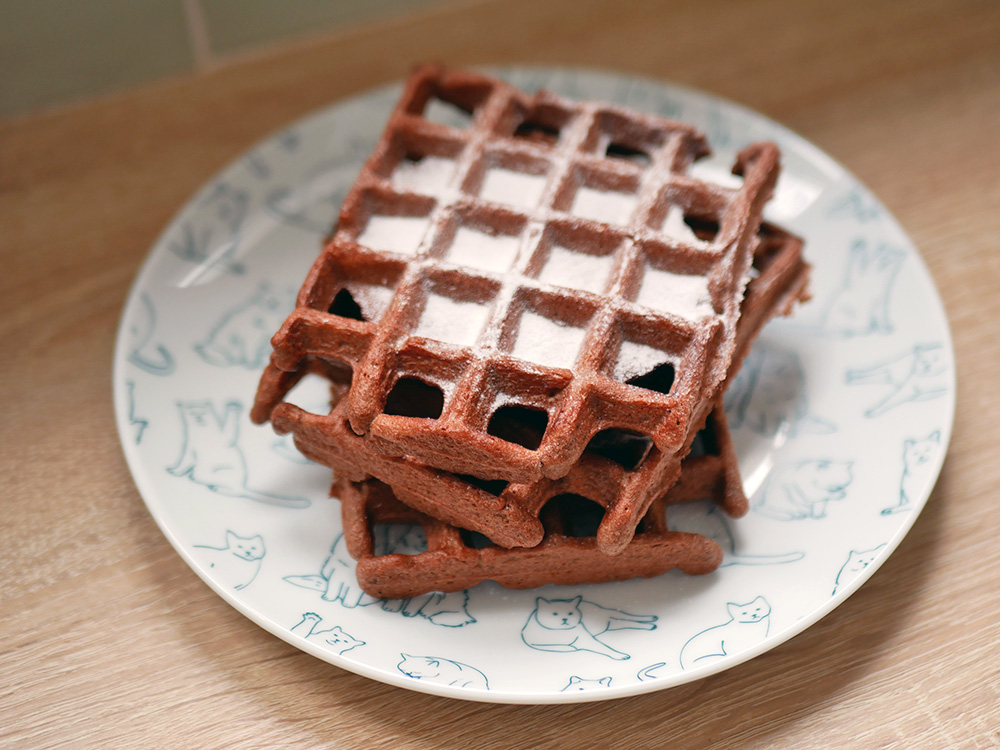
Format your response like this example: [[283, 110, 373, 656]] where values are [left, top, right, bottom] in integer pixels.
[[561, 675, 613, 692], [168, 400, 309, 508], [127, 293, 175, 375], [666, 501, 805, 566], [167, 183, 249, 276], [826, 187, 882, 224], [283, 533, 476, 628], [291, 613, 365, 655], [680, 596, 771, 669], [822, 239, 906, 338], [397, 654, 490, 690], [753, 459, 854, 521], [521, 596, 657, 661], [885, 430, 941, 515], [725, 345, 835, 437], [845, 343, 949, 418], [125, 380, 149, 444], [832, 544, 886, 595], [193, 530, 265, 590], [195, 282, 294, 369]]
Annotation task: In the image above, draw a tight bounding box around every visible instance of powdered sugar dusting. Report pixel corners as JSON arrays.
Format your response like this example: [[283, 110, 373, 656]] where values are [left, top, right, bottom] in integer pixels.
[[392, 156, 456, 196], [660, 205, 707, 247], [414, 294, 490, 347], [357, 215, 430, 256], [614, 340, 675, 383], [446, 226, 520, 274], [637, 266, 714, 320], [512, 312, 585, 369], [538, 245, 613, 294], [347, 282, 396, 321], [570, 186, 638, 225], [480, 168, 548, 209]]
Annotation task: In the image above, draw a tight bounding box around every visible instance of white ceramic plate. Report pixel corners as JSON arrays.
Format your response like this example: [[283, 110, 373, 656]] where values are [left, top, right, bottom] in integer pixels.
[[113, 68, 955, 704]]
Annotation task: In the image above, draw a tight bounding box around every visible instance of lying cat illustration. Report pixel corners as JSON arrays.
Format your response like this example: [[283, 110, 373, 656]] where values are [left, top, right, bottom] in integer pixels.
[[168, 182, 248, 276], [666, 501, 804, 566], [195, 282, 292, 369], [846, 343, 948, 418], [753, 459, 853, 521], [127, 292, 175, 376], [193, 531, 265, 590], [283, 533, 476, 627], [822, 239, 905, 338], [832, 545, 886, 595], [521, 596, 657, 661], [725, 346, 834, 438], [290, 613, 365, 655], [397, 654, 489, 690], [680, 596, 771, 669], [168, 400, 309, 508], [561, 676, 612, 692]]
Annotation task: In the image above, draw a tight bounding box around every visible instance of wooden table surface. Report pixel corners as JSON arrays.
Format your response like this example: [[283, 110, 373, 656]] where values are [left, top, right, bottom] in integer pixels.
[[3, 0, 999, 747]]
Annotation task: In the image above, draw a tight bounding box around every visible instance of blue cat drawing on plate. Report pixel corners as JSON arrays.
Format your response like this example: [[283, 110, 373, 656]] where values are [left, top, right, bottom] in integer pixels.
[[113, 66, 954, 703]]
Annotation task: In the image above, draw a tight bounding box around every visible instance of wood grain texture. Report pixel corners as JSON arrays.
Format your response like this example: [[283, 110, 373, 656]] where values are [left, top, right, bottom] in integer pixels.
[[2, 0, 999, 747]]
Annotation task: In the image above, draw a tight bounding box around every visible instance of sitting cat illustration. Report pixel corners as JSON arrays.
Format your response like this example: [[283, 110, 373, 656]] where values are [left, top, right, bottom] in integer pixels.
[[193, 531, 265, 590], [195, 282, 292, 369], [666, 501, 804, 566], [679, 596, 771, 669], [846, 343, 948, 418], [725, 346, 834, 437], [283, 533, 475, 627], [822, 239, 905, 338], [753, 459, 853, 521], [290, 613, 365, 655], [883, 431, 941, 514], [168, 182, 248, 276], [832, 544, 886, 595], [397, 654, 489, 690], [521, 596, 657, 661], [168, 400, 309, 508], [265, 152, 364, 235], [127, 292, 175, 375], [561, 676, 612, 692]]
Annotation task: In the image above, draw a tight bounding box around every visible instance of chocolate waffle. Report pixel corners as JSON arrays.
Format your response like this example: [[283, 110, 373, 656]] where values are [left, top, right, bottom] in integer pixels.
[[263, 221, 809, 551], [335, 404, 739, 599], [251, 64, 782, 501]]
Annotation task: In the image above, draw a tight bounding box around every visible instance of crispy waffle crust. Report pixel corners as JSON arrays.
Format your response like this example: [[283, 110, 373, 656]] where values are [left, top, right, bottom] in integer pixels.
[[252, 65, 781, 496]]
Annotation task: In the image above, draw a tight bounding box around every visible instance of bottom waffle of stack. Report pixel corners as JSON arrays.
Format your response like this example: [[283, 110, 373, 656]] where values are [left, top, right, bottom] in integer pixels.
[[337, 403, 745, 599]]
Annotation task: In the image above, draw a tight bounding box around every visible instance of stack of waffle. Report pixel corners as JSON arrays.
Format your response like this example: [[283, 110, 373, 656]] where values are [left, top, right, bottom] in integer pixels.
[[251, 66, 810, 599]]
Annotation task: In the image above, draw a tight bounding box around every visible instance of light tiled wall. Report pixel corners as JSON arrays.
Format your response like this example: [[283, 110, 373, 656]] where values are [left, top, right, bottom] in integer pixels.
[[0, 0, 451, 119]]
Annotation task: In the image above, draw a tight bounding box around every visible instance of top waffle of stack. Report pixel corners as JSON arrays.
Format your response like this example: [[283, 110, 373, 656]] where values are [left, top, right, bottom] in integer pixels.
[[252, 65, 782, 539]]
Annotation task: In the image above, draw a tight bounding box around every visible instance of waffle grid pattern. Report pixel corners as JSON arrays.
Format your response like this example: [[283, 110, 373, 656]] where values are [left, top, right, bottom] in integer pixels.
[[265, 221, 808, 552], [253, 66, 781, 489]]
